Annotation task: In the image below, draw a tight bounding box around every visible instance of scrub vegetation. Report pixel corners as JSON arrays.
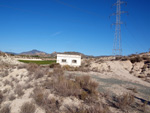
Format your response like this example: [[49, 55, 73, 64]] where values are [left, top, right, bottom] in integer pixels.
[[0, 52, 150, 113]]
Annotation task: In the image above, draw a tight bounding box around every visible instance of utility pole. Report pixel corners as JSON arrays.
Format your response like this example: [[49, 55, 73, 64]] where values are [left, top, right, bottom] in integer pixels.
[[111, 0, 128, 56]]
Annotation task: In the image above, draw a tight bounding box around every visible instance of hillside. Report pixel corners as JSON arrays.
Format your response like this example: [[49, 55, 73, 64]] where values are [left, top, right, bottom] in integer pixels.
[[0, 51, 150, 113], [20, 49, 47, 55]]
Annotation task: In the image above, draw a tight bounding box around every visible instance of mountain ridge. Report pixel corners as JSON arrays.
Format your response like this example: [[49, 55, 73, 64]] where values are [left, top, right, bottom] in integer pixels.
[[20, 49, 48, 55], [5, 49, 89, 58]]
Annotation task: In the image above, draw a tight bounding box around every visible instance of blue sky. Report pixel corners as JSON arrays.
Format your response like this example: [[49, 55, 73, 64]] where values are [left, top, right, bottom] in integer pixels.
[[0, 0, 150, 56]]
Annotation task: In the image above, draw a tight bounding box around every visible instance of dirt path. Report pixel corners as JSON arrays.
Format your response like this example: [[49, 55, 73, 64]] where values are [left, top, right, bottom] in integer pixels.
[[65, 71, 150, 101]]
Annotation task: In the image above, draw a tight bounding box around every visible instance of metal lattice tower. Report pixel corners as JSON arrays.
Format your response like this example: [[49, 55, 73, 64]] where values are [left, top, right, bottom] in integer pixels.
[[111, 0, 127, 56]]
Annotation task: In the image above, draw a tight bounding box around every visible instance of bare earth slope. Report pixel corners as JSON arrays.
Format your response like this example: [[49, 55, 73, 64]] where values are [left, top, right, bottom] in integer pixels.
[[0, 55, 150, 113]]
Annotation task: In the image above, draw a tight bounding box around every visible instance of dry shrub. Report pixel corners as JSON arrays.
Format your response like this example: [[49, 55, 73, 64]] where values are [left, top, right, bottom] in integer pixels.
[[26, 63, 38, 73], [0, 104, 11, 113], [65, 104, 111, 113], [142, 55, 150, 60], [25, 63, 48, 79], [44, 97, 60, 112], [141, 100, 148, 112], [44, 66, 99, 101], [49, 63, 60, 68], [47, 67, 64, 77], [115, 93, 134, 111], [3, 89, 8, 94], [62, 65, 78, 71], [44, 75, 81, 97], [0, 91, 3, 104], [32, 87, 59, 111], [1, 70, 9, 77], [0, 52, 6, 56], [20, 102, 36, 113], [120, 56, 129, 61], [115, 56, 122, 60], [130, 56, 143, 63], [32, 87, 46, 106], [52, 68, 64, 77], [24, 84, 32, 90], [9, 94, 16, 101], [79, 91, 88, 100], [45, 72, 98, 102], [56, 78, 81, 97], [18, 64, 27, 69], [147, 73, 150, 77], [34, 69, 44, 79], [144, 59, 150, 64], [75, 75, 99, 96], [14, 84, 24, 97], [85, 104, 110, 113], [12, 77, 19, 83], [127, 87, 138, 93], [3, 80, 11, 86], [141, 64, 147, 72], [44, 68, 81, 96]]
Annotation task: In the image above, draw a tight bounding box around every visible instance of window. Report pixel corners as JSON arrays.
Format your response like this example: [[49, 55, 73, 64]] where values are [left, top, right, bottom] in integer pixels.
[[72, 60, 77, 63], [62, 59, 66, 63]]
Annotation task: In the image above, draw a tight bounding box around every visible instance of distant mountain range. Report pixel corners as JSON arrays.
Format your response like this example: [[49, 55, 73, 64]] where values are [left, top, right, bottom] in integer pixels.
[[5, 49, 89, 58], [20, 49, 48, 55]]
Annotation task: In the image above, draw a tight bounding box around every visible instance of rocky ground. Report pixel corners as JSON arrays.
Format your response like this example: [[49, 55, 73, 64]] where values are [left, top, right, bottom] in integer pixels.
[[0, 53, 150, 113]]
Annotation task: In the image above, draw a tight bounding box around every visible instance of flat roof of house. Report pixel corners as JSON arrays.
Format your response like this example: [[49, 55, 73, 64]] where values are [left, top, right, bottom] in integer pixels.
[[57, 54, 81, 58]]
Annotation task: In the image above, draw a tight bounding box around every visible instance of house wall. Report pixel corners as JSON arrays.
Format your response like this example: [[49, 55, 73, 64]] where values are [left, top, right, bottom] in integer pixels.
[[57, 54, 81, 67]]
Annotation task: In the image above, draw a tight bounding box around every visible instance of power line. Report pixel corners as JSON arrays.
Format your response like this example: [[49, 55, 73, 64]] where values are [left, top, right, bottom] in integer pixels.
[[54, 0, 106, 19], [111, 0, 128, 56]]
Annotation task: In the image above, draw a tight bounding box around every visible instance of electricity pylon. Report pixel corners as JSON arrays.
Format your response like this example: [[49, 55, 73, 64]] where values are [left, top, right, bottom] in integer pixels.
[[111, 0, 128, 56]]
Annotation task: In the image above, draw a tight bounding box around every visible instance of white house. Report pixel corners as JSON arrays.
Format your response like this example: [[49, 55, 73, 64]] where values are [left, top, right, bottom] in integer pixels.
[[57, 54, 81, 67]]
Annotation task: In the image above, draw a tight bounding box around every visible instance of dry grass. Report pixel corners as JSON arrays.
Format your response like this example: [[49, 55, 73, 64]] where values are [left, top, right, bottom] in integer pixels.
[[62, 65, 78, 71], [75, 76, 99, 95], [44, 75, 81, 97], [34, 69, 44, 79], [44, 68, 98, 103], [20, 102, 36, 113], [114, 93, 135, 111], [1, 70, 9, 77], [31, 67, 102, 112], [49, 63, 61, 68], [9, 94, 16, 101], [14, 84, 24, 97], [32, 87, 59, 112], [17, 64, 27, 69], [26, 63, 39, 73], [141, 100, 149, 112], [0, 91, 3, 104], [65, 103, 111, 113], [127, 87, 138, 93], [3, 80, 11, 86], [23, 63, 49, 79], [0, 104, 11, 113], [52, 68, 64, 77], [32, 87, 45, 106]]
